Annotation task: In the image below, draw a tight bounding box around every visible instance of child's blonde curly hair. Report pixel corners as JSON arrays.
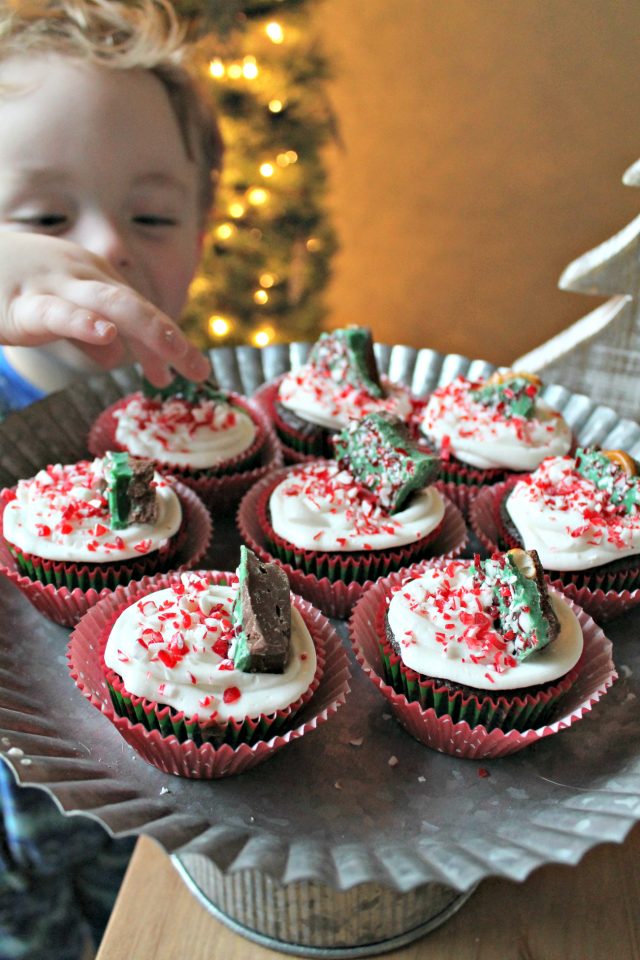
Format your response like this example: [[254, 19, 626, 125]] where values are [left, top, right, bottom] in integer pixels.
[[0, 0, 223, 221]]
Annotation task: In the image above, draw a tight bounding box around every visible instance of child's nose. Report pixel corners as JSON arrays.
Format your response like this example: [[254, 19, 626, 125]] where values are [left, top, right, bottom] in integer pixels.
[[75, 214, 132, 272]]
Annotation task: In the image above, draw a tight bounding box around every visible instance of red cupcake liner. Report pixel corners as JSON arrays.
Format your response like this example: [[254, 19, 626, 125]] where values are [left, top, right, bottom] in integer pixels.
[[470, 480, 640, 622], [88, 392, 283, 511], [0, 482, 211, 628], [349, 565, 617, 759], [68, 571, 350, 779], [237, 466, 468, 620]]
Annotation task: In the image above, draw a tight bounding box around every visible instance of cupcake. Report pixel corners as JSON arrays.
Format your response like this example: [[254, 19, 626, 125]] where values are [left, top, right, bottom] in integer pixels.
[[349, 550, 616, 758], [68, 548, 350, 778], [88, 372, 283, 512], [0, 452, 211, 626], [418, 370, 572, 514], [238, 412, 467, 618], [471, 448, 640, 619], [252, 327, 420, 461]]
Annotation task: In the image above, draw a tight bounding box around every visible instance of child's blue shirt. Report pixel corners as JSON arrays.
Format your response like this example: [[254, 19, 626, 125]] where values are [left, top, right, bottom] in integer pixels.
[[0, 348, 46, 417]]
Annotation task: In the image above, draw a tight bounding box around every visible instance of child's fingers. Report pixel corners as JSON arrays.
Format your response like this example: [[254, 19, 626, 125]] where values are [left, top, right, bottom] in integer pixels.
[[65, 280, 211, 381], [6, 294, 118, 347]]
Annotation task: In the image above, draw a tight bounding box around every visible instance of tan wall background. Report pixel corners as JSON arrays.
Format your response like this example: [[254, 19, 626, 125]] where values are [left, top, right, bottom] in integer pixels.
[[315, 0, 639, 365]]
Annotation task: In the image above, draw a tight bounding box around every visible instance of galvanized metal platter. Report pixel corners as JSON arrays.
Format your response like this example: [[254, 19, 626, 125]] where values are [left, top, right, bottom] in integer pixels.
[[1, 343, 640, 955]]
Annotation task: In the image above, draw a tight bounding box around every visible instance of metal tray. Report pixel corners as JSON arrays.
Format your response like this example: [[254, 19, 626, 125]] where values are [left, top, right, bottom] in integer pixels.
[[2, 344, 640, 957]]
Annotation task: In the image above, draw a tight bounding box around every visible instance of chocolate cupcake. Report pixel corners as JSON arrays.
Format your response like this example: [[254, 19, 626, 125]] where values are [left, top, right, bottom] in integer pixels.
[[471, 448, 640, 620], [418, 370, 572, 514], [88, 373, 282, 512], [0, 452, 211, 625], [252, 327, 421, 462], [238, 412, 467, 618], [349, 552, 616, 758], [68, 551, 350, 778]]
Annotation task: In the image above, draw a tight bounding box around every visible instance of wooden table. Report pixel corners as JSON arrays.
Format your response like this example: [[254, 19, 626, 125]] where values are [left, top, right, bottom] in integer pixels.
[[97, 827, 640, 959]]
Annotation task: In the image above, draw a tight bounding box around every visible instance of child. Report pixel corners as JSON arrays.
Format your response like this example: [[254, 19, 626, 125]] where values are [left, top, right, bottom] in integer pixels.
[[0, 0, 223, 956], [0, 0, 221, 414]]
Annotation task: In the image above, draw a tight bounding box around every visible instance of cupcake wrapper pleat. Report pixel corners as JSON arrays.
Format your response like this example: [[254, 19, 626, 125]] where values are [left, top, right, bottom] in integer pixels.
[[348, 563, 617, 759], [68, 570, 351, 778]]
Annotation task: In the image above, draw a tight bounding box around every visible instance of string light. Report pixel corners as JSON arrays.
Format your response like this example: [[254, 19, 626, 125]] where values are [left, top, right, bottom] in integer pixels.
[[265, 21, 284, 44], [227, 62, 243, 80], [208, 315, 232, 337], [215, 223, 236, 240], [189, 276, 213, 297], [242, 56, 259, 80], [253, 290, 269, 305], [252, 326, 275, 347], [260, 162, 275, 178], [208, 57, 225, 78], [259, 272, 276, 288], [306, 237, 322, 252], [268, 99, 284, 113], [247, 187, 269, 206], [228, 201, 246, 218]]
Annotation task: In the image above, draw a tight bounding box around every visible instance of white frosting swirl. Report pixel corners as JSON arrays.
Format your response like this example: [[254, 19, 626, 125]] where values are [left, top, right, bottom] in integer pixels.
[[269, 461, 445, 551], [506, 455, 640, 571], [113, 392, 257, 469], [278, 369, 413, 430], [104, 574, 317, 721], [420, 377, 572, 470], [387, 561, 583, 690], [2, 458, 181, 563]]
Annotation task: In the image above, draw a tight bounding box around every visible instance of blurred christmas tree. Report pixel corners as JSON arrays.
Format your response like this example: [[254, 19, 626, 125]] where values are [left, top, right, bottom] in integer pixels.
[[175, 0, 338, 350]]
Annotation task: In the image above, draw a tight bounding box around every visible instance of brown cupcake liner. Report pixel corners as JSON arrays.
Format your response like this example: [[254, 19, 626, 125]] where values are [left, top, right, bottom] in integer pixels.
[[88, 392, 283, 511], [68, 571, 350, 778], [237, 465, 468, 619], [349, 565, 617, 759], [470, 480, 640, 622], [0, 482, 211, 628]]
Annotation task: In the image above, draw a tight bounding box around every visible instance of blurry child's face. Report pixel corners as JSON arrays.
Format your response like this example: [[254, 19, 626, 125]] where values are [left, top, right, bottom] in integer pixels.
[[0, 54, 203, 319]]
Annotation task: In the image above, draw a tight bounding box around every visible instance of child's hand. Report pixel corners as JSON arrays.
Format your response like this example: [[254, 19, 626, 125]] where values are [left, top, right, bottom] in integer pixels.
[[0, 233, 211, 386]]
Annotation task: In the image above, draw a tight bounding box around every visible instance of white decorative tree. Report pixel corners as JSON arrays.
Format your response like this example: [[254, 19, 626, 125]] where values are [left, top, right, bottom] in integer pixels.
[[514, 159, 640, 420]]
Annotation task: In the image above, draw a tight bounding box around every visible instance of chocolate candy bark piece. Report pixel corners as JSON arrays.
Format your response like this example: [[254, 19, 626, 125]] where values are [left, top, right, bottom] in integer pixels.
[[575, 447, 640, 514], [308, 327, 384, 397], [104, 451, 158, 529], [231, 546, 292, 673], [470, 372, 541, 419], [474, 548, 560, 661], [334, 411, 440, 514], [141, 372, 223, 404]]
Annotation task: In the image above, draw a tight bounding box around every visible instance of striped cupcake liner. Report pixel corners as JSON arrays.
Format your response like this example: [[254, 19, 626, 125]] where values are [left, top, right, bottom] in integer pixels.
[[0, 482, 211, 627], [68, 571, 350, 778], [348, 564, 616, 759]]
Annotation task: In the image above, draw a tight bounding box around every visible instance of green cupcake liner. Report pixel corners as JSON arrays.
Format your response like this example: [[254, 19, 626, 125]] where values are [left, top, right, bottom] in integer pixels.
[[377, 639, 576, 733]]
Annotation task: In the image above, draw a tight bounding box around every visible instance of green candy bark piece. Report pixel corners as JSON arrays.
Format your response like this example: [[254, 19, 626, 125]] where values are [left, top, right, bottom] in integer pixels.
[[141, 372, 224, 404], [308, 327, 383, 397], [575, 447, 640, 514], [470, 375, 540, 419], [334, 411, 440, 514], [471, 549, 559, 661], [103, 451, 158, 530], [230, 546, 291, 673]]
